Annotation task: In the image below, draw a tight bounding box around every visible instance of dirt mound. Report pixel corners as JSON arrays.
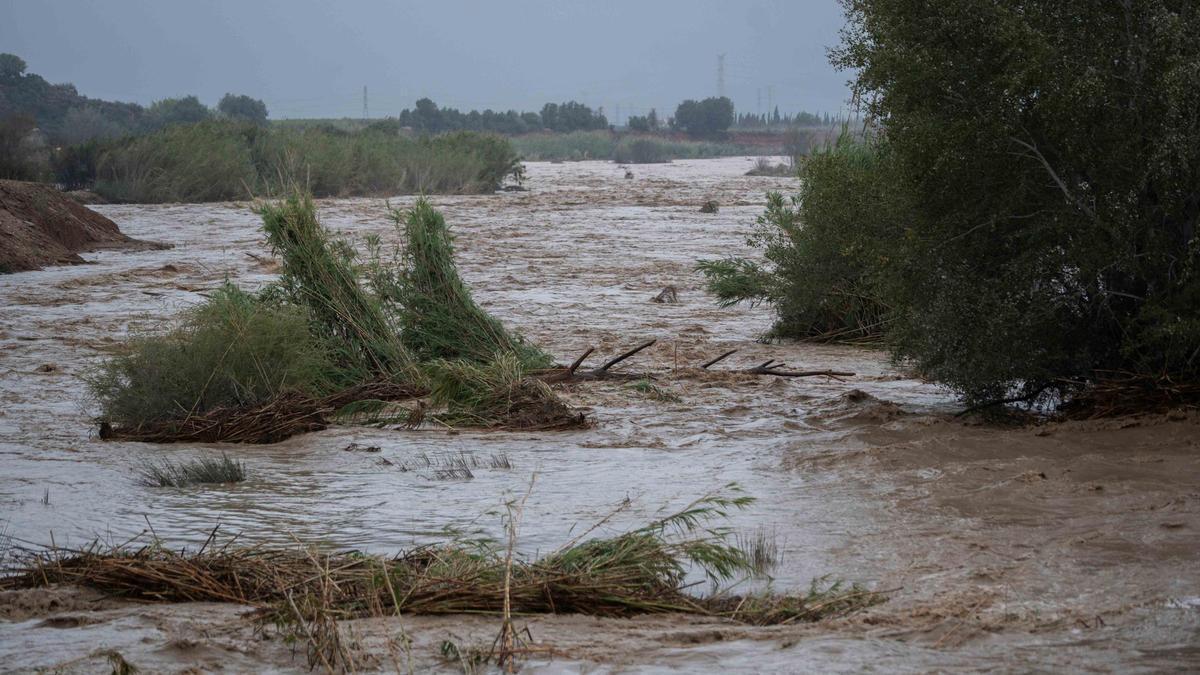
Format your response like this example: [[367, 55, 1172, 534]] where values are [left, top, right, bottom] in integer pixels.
[[0, 179, 166, 272]]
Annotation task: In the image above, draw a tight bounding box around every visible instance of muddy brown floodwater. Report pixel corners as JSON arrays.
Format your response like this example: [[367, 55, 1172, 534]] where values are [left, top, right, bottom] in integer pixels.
[[1, 157, 1198, 673]]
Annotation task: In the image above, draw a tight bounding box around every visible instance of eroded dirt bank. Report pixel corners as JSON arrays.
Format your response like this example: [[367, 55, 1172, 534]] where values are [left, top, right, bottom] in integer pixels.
[[0, 158, 1197, 672], [0, 179, 165, 273]]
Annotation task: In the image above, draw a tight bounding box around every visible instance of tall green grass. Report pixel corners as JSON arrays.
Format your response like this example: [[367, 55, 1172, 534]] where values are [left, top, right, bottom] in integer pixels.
[[258, 194, 415, 381], [137, 454, 246, 487], [368, 199, 550, 367], [91, 121, 521, 203], [512, 131, 617, 161]]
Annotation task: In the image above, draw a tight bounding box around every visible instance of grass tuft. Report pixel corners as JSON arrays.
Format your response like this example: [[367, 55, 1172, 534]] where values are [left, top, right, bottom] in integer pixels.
[[627, 378, 681, 403], [136, 453, 246, 487], [736, 526, 781, 578]]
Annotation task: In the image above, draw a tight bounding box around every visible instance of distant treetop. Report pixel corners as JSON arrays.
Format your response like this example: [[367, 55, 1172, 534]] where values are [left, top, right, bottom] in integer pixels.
[[218, 94, 269, 124]]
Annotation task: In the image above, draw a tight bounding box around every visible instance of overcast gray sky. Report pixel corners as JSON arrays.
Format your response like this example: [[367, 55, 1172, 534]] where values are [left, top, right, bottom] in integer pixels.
[[1, 0, 852, 122]]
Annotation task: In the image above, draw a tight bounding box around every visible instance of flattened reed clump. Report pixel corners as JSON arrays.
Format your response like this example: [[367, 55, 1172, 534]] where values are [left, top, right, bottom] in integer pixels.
[[426, 354, 584, 430], [90, 195, 580, 442], [100, 381, 421, 444], [0, 489, 881, 629], [137, 453, 245, 487], [627, 378, 681, 403]]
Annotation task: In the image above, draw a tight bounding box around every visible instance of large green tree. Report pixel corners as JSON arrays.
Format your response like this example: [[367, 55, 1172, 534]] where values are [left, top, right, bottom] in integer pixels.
[[830, 0, 1200, 404], [146, 95, 211, 129], [217, 93, 268, 124], [674, 97, 734, 138]]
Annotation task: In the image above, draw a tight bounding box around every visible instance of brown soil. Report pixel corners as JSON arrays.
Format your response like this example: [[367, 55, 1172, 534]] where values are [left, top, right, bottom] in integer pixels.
[[0, 179, 166, 272]]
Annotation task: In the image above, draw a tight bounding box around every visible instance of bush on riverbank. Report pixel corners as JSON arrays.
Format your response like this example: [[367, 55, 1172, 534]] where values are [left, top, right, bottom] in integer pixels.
[[704, 1, 1200, 412], [85, 121, 521, 203], [701, 134, 899, 344]]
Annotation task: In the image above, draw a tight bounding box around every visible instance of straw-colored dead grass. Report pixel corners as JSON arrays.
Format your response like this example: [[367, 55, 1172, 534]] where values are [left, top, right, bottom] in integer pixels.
[[1, 490, 881, 628]]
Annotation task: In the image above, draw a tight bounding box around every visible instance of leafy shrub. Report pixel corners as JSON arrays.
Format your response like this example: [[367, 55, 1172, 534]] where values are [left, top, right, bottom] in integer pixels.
[[88, 284, 335, 425], [612, 137, 669, 164], [711, 2, 1200, 409], [833, 0, 1200, 406], [700, 135, 902, 343]]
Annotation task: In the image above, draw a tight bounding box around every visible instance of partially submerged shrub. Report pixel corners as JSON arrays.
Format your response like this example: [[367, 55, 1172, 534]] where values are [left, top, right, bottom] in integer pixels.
[[745, 158, 795, 177], [708, 2, 1200, 411], [91, 195, 578, 441], [88, 284, 335, 426], [828, 0, 1200, 407], [137, 453, 246, 487], [700, 135, 899, 343]]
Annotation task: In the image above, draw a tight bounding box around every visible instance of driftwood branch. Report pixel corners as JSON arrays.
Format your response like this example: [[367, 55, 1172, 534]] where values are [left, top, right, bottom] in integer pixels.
[[566, 347, 595, 375], [536, 342, 654, 383], [742, 359, 854, 378], [538, 343, 853, 384], [595, 340, 656, 375], [701, 349, 738, 369]]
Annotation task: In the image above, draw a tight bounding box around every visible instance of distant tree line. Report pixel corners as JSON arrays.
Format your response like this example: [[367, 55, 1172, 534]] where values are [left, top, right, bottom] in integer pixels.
[[394, 98, 609, 135], [393, 95, 839, 138], [0, 53, 268, 148], [734, 109, 849, 129]]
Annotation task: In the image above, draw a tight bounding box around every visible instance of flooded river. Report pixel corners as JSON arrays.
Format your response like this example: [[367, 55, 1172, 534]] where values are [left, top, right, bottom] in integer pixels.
[[1, 158, 1197, 672]]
